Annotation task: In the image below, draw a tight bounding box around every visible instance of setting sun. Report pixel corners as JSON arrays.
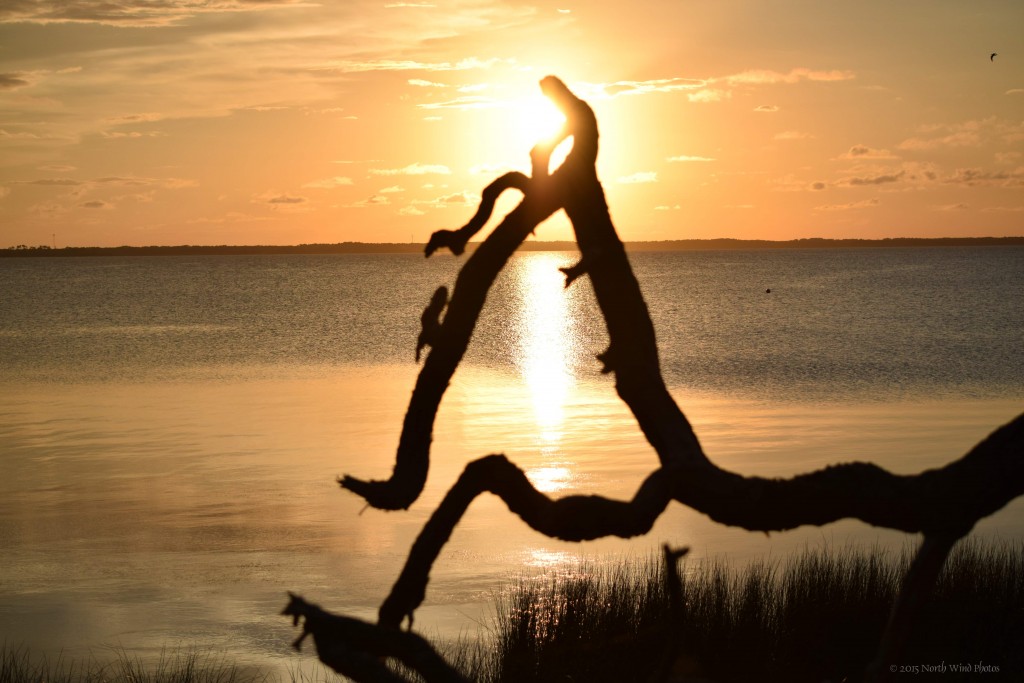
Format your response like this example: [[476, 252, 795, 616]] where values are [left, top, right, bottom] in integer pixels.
[[512, 91, 567, 147]]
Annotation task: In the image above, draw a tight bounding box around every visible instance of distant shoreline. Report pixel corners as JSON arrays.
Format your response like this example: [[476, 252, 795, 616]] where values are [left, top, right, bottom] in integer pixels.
[[3, 236, 1024, 257]]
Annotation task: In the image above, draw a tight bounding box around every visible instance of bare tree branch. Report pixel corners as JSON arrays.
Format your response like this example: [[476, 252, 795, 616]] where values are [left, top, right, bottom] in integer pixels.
[[377, 455, 673, 629], [289, 75, 1024, 681], [283, 593, 469, 683]]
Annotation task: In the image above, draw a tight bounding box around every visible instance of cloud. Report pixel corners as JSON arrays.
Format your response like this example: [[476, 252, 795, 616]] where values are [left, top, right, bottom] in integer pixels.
[[398, 205, 426, 216], [15, 177, 84, 186], [815, 198, 880, 211], [616, 172, 658, 184], [754, 104, 779, 112], [417, 96, 499, 110], [106, 113, 164, 123], [981, 205, 1024, 212], [896, 118, 1024, 150], [80, 200, 110, 209], [405, 191, 481, 210], [408, 79, 447, 88], [431, 191, 477, 206], [378, 186, 405, 193], [839, 144, 899, 160], [835, 171, 905, 187], [933, 203, 970, 211], [687, 89, 729, 103], [1005, 89, 1024, 96], [0, 72, 30, 90], [350, 194, 391, 207], [384, 2, 436, 6], [667, 155, 715, 162], [944, 168, 1024, 187], [0, 0, 309, 27], [899, 131, 980, 150], [326, 57, 504, 74], [303, 176, 354, 188], [101, 130, 166, 139], [810, 181, 828, 191], [92, 175, 196, 188], [38, 164, 77, 172], [725, 68, 855, 86], [267, 194, 306, 204], [370, 163, 451, 176], [595, 78, 707, 98]]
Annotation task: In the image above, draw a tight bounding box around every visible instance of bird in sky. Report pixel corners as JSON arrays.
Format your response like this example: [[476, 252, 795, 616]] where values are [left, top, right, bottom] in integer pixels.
[[990, 52, 998, 61]]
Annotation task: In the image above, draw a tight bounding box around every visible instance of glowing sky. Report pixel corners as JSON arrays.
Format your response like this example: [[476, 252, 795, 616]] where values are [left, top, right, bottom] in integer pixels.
[[1, 1, 1021, 246]]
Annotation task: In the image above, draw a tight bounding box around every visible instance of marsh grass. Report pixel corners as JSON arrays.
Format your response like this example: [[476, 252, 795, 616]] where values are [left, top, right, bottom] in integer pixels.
[[452, 540, 1024, 682], [0, 645, 269, 683], [5, 541, 1022, 683]]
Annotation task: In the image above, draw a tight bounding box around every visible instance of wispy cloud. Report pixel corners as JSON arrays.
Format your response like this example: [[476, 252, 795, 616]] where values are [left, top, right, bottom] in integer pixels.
[[725, 68, 855, 85], [0, 72, 30, 89], [370, 163, 452, 176], [839, 144, 899, 160], [815, 198, 880, 211], [406, 190, 480, 210], [0, 0, 310, 27], [688, 89, 729, 103], [303, 176, 354, 188], [594, 78, 708, 97], [897, 118, 1024, 150], [944, 167, 1024, 187], [384, 2, 436, 7], [417, 96, 499, 110], [754, 104, 779, 112], [408, 79, 446, 88], [616, 172, 658, 184], [324, 57, 505, 74], [13, 177, 84, 186], [100, 130, 167, 139], [667, 155, 715, 162], [838, 171, 905, 186]]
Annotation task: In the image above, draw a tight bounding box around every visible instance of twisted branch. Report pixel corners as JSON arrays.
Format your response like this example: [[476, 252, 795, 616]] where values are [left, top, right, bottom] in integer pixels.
[[290, 75, 1024, 681]]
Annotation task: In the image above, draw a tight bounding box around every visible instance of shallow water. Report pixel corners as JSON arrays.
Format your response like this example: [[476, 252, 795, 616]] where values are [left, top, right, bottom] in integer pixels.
[[1, 248, 1021, 674]]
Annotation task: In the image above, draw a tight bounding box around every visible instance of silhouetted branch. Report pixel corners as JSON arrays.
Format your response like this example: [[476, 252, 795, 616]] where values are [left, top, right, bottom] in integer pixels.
[[366, 411, 1023, 635], [283, 593, 468, 683], [293, 75, 1024, 682], [415, 286, 448, 362], [424, 171, 531, 258], [867, 533, 961, 681], [377, 454, 673, 629]]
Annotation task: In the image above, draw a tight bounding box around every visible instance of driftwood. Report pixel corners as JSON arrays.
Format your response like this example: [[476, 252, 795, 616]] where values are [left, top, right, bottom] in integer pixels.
[[286, 75, 1024, 682]]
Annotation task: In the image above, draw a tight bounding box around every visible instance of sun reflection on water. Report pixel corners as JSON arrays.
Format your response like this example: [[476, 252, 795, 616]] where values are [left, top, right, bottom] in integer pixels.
[[513, 253, 583, 492]]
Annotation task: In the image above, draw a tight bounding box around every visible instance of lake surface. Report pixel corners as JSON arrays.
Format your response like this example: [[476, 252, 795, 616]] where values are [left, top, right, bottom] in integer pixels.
[[1, 247, 1022, 675]]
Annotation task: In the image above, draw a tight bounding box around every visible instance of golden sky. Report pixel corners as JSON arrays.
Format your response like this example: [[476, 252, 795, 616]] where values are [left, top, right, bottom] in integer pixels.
[[1, 1, 1021, 246]]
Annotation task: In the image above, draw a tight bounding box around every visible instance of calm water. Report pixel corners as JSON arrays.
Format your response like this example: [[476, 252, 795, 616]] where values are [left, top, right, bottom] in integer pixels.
[[1, 247, 1022, 673]]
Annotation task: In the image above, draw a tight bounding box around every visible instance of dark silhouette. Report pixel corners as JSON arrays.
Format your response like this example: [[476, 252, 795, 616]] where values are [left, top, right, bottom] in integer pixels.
[[990, 52, 998, 61], [284, 76, 1024, 683]]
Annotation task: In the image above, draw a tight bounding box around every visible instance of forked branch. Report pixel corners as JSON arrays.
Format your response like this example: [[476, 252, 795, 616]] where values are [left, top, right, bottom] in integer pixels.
[[291, 76, 1024, 682]]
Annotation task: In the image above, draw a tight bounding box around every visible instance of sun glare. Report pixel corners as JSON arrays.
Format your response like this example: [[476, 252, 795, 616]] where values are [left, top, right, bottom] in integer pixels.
[[512, 93, 566, 148]]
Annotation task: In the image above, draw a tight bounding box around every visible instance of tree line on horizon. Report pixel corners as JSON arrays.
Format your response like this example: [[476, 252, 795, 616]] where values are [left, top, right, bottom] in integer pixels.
[[3, 235, 1023, 257]]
